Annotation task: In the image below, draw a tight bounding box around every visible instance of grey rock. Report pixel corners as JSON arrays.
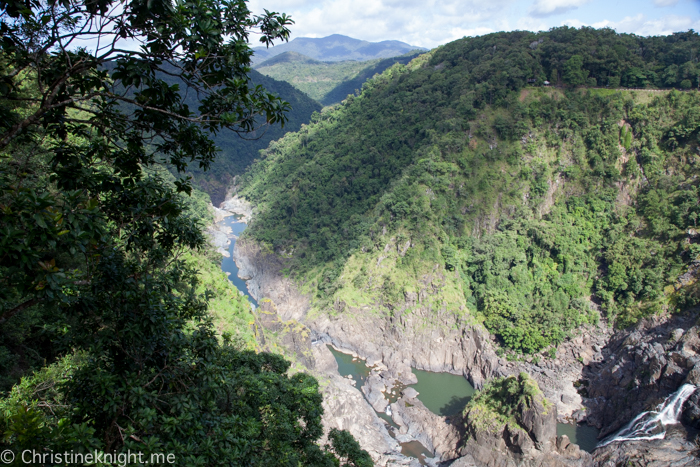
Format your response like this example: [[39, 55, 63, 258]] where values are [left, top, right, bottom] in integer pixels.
[[402, 387, 419, 399], [572, 410, 587, 423], [584, 318, 700, 437], [460, 376, 593, 467], [681, 389, 700, 429], [320, 373, 399, 461], [390, 396, 460, 461], [517, 397, 557, 452], [685, 363, 700, 386], [362, 373, 389, 413], [593, 426, 698, 467]]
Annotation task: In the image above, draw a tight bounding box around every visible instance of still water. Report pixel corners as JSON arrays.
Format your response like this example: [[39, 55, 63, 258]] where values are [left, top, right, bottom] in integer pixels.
[[411, 369, 475, 416], [327, 345, 371, 385], [327, 346, 433, 464], [325, 346, 602, 456], [219, 215, 258, 307], [556, 422, 601, 453], [400, 440, 433, 464]]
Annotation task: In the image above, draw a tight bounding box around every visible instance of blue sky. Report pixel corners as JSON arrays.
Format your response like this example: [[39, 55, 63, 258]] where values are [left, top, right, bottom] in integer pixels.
[[248, 0, 700, 48]]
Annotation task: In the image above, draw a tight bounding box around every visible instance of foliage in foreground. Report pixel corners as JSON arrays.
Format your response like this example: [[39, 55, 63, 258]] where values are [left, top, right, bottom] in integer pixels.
[[0, 0, 370, 464]]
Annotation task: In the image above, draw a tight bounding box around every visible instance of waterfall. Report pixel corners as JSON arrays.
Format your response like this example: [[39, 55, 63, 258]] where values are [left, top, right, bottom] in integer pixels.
[[597, 384, 697, 448]]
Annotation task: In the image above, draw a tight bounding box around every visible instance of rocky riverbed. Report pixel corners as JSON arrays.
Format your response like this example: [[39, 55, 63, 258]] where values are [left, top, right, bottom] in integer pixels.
[[215, 195, 700, 466]]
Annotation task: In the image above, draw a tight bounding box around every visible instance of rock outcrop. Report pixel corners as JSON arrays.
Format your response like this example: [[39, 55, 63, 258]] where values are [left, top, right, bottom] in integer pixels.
[[583, 315, 700, 437], [206, 205, 233, 256], [682, 389, 700, 429], [389, 394, 462, 461], [220, 195, 253, 221], [254, 298, 315, 368], [311, 343, 419, 466], [593, 425, 699, 467], [363, 373, 390, 413], [233, 237, 310, 322], [456, 374, 593, 467], [307, 264, 502, 390]]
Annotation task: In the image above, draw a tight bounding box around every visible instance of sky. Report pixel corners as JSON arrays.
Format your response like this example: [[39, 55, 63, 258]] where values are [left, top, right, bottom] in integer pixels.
[[247, 0, 700, 49]]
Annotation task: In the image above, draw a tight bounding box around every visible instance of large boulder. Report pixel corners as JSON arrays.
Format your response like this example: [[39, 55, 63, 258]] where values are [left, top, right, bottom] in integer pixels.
[[681, 389, 700, 429], [362, 373, 390, 413], [389, 396, 461, 461], [517, 396, 557, 452], [459, 373, 593, 467]]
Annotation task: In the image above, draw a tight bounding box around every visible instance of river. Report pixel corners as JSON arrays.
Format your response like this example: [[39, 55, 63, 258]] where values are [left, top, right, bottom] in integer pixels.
[[215, 213, 599, 458], [219, 215, 257, 307], [327, 345, 600, 454]]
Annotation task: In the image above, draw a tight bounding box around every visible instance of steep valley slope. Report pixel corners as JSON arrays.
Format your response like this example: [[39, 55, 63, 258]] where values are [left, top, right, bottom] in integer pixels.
[[229, 28, 700, 465], [255, 50, 425, 106]]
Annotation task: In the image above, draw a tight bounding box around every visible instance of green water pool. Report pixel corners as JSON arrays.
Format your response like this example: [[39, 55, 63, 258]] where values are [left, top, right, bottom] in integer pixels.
[[411, 368, 476, 416]]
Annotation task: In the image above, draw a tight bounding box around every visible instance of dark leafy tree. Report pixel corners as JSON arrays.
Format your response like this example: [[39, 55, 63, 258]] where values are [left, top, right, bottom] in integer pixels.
[[0, 0, 370, 464]]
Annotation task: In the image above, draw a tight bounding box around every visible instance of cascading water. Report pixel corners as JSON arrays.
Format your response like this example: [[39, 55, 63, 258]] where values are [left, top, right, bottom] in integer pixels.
[[597, 383, 697, 447]]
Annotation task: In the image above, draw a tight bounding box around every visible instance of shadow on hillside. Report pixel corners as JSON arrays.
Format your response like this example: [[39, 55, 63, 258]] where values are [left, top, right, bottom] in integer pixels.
[[320, 51, 424, 106]]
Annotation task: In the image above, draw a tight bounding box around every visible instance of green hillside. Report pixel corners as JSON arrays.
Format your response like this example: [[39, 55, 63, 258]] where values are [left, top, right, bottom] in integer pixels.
[[187, 70, 321, 205], [239, 28, 700, 355], [255, 51, 424, 105]]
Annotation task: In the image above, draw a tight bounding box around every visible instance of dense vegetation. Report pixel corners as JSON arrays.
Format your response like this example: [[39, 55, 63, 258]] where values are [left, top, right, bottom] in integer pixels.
[[186, 70, 321, 205], [240, 27, 700, 355], [462, 373, 546, 433], [0, 0, 368, 464], [256, 51, 423, 106]]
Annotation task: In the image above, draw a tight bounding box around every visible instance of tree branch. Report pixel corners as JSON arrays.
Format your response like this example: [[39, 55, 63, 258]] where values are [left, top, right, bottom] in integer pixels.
[[0, 298, 42, 325]]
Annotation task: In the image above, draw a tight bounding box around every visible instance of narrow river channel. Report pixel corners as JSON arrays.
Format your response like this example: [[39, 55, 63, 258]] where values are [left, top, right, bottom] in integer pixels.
[[219, 215, 257, 308], [215, 213, 599, 460]]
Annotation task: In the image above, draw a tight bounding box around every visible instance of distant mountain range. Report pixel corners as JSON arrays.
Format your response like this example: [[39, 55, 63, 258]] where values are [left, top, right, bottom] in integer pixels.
[[252, 34, 426, 64]]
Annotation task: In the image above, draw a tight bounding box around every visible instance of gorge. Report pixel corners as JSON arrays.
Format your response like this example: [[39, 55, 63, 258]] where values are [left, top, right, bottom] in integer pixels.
[[6, 3, 700, 463], [200, 27, 700, 465], [209, 194, 700, 466]]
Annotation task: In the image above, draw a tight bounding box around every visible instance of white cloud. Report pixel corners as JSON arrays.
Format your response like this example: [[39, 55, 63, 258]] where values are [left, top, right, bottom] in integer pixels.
[[563, 13, 700, 36], [248, 0, 514, 48], [516, 16, 549, 31], [248, 1, 700, 49], [529, 0, 591, 17], [653, 0, 679, 6]]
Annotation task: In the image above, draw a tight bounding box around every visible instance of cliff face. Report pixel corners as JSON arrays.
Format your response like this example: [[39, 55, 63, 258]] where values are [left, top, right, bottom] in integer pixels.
[[232, 226, 609, 419], [234, 231, 500, 388], [583, 316, 700, 437], [226, 196, 700, 466]]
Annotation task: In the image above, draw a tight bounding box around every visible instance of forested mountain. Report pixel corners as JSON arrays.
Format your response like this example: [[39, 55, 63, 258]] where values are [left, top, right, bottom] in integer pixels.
[[239, 27, 700, 354], [185, 70, 321, 205], [251, 34, 426, 64], [255, 50, 424, 105], [100, 63, 321, 206]]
